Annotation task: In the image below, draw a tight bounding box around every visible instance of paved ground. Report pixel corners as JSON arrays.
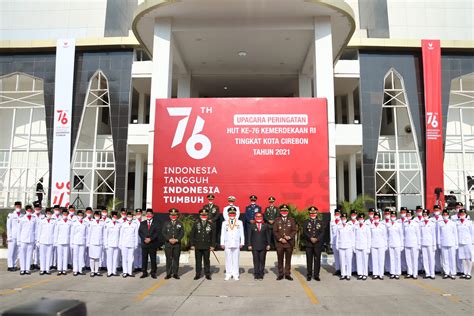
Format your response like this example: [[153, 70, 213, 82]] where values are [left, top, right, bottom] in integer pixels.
[[0, 258, 472, 316]]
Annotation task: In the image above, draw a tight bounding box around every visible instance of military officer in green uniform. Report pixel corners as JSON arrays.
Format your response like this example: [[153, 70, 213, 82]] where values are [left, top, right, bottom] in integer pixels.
[[264, 196, 279, 249], [303, 206, 325, 281], [162, 208, 184, 279], [203, 194, 220, 248], [190, 209, 216, 280]]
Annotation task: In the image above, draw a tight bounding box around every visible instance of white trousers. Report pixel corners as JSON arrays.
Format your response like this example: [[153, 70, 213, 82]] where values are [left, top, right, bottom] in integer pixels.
[[434, 248, 442, 272], [401, 249, 407, 272], [39, 244, 53, 272], [384, 248, 390, 272], [57, 244, 69, 272], [338, 248, 353, 277], [134, 246, 142, 269], [52, 246, 57, 266], [332, 245, 340, 271], [441, 246, 456, 276], [33, 243, 40, 265], [225, 247, 240, 278], [90, 258, 100, 273], [355, 249, 369, 276], [389, 247, 402, 276], [7, 239, 19, 268], [106, 247, 120, 275], [19, 242, 34, 272], [84, 247, 90, 268], [461, 260, 472, 276], [100, 246, 107, 267], [405, 247, 419, 277], [371, 247, 385, 277], [121, 247, 135, 275], [421, 246, 436, 277], [72, 244, 85, 273]]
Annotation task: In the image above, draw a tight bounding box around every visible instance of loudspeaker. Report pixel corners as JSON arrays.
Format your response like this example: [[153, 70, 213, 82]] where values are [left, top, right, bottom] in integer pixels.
[[3, 299, 87, 316], [73, 175, 84, 191]]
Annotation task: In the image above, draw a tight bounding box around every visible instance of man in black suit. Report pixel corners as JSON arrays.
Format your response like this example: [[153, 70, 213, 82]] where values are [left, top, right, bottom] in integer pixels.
[[303, 206, 325, 281], [190, 209, 216, 280], [139, 209, 160, 279], [248, 212, 271, 280]]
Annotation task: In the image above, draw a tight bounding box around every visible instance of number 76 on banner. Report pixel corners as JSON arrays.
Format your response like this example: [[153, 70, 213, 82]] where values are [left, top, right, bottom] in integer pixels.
[[56, 109, 70, 125], [426, 112, 439, 129]]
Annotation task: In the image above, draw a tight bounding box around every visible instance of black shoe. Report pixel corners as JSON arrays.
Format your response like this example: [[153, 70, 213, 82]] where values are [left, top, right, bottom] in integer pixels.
[[173, 274, 180, 279], [74, 272, 79, 276], [333, 270, 341, 276], [346, 276, 351, 281], [57, 271, 63, 276], [306, 276, 311, 281], [395, 275, 400, 279], [285, 275, 293, 281], [140, 273, 149, 279], [40, 271, 45, 275], [107, 274, 112, 278], [20, 271, 25, 275], [358, 275, 363, 280], [465, 275, 471, 280], [413, 276, 418, 280], [122, 273, 128, 278], [405, 275, 412, 279], [7, 267, 12, 272], [95, 272, 102, 277], [372, 276, 378, 280], [164, 275, 172, 279], [443, 274, 449, 279], [276, 275, 283, 280], [45, 271, 51, 275], [430, 276, 436, 280], [151, 273, 157, 279], [456, 272, 463, 276], [362, 276, 367, 280], [390, 275, 395, 279], [128, 274, 135, 278], [90, 273, 95, 277], [194, 275, 201, 280], [460, 275, 466, 279], [423, 275, 429, 279], [379, 276, 384, 280], [314, 276, 320, 281], [339, 276, 345, 280], [450, 275, 456, 280], [205, 275, 212, 280]]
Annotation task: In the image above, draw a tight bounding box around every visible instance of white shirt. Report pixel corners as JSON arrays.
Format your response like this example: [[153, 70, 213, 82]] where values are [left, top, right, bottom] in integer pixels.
[[87, 219, 105, 246], [456, 219, 473, 245], [336, 223, 355, 249], [387, 221, 404, 248], [71, 219, 88, 246], [437, 219, 458, 247], [223, 205, 240, 221], [403, 220, 421, 248], [17, 214, 37, 243], [220, 219, 244, 248], [7, 210, 22, 240], [354, 222, 371, 251], [330, 219, 342, 245], [119, 220, 138, 248], [104, 220, 121, 248], [370, 223, 387, 249], [37, 217, 56, 245], [54, 218, 72, 245]]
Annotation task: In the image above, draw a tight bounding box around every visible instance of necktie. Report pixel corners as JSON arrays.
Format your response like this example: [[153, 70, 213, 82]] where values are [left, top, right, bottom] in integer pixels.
[[258, 223, 261, 232], [461, 219, 464, 224], [425, 220, 429, 225], [360, 224, 363, 228], [47, 219, 50, 223], [444, 220, 448, 224], [27, 215, 31, 220], [148, 220, 151, 231]]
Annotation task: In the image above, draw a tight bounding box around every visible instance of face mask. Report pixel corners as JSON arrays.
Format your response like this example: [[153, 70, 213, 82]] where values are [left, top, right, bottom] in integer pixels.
[[209, 201, 213, 204], [423, 216, 429, 220], [280, 212, 288, 217], [78, 216, 84, 220], [15, 207, 21, 211], [62, 215, 67, 219], [342, 219, 347, 224], [86, 213, 92, 218], [459, 214, 466, 219], [374, 219, 379, 223], [35, 209, 41, 214], [400, 213, 406, 218], [434, 211, 440, 216], [101, 213, 107, 217], [146, 215, 153, 219], [121, 213, 127, 218], [127, 217, 133, 221], [94, 216, 100, 220], [406, 216, 412, 220], [229, 214, 236, 219], [335, 215, 340, 219], [416, 212, 422, 216], [391, 217, 397, 221], [200, 216, 208, 221], [310, 214, 318, 219], [26, 211, 33, 215], [170, 215, 178, 221], [54, 210, 60, 215], [256, 217, 263, 223], [358, 219, 364, 224], [351, 215, 356, 220], [251, 202, 256, 205], [443, 216, 449, 220], [384, 215, 390, 220], [112, 216, 118, 220], [69, 211, 74, 215], [369, 214, 374, 219], [46, 214, 52, 219]]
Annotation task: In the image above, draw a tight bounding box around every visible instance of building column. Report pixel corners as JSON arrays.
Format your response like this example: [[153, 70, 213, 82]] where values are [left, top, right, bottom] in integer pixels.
[[349, 153, 357, 202], [147, 17, 173, 208], [177, 74, 191, 98], [298, 74, 312, 97], [335, 96, 342, 124], [313, 16, 337, 212], [138, 92, 145, 123], [134, 153, 144, 209], [337, 158, 345, 203], [347, 90, 355, 124]]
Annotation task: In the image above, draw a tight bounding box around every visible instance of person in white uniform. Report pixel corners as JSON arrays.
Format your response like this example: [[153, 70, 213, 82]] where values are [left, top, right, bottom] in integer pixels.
[[438, 209, 459, 279], [133, 208, 143, 272], [387, 210, 403, 279], [420, 209, 437, 279], [382, 208, 392, 273], [365, 208, 377, 274], [51, 205, 62, 270], [99, 207, 110, 270], [330, 209, 342, 276], [455, 209, 472, 280], [430, 205, 443, 274], [7, 201, 23, 271], [397, 207, 409, 274], [37, 208, 56, 275], [354, 213, 371, 281], [54, 208, 72, 275], [348, 210, 358, 273], [83, 207, 94, 271], [17, 205, 37, 275], [403, 210, 421, 279], [71, 210, 88, 276], [223, 196, 241, 221], [105, 211, 121, 277], [450, 202, 470, 276], [336, 213, 354, 280], [119, 211, 138, 278], [87, 211, 105, 277], [370, 212, 387, 280], [220, 207, 244, 280], [32, 202, 44, 270]]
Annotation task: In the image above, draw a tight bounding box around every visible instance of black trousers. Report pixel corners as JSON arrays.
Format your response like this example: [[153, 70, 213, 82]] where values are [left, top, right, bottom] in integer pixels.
[[276, 247, 293, 276], [142, 247, 157, 274], [306, 246, 322, 277], [165, 245, 181, 276], [252, 249, 267, 277], [195, 249, 210, 276]]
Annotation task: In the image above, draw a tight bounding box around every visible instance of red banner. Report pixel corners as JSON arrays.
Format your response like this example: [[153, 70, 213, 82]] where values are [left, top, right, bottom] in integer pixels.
[[422, 39, 444, 207], [152, 98, 329, 213]]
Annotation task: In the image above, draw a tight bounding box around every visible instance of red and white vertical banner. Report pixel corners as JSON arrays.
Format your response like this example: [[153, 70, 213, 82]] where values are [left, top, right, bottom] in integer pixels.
[[51, 39, 75, 207], [422, 39, 444, 207]]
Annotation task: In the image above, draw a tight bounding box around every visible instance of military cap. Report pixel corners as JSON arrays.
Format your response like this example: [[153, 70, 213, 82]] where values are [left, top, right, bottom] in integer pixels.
[[76, 210, 84, 216], [45, 208, 52, 214], [135, 208, 142, 213], [455, 202, 463, 207], [227, 196, 236, 202], [145, 208, 153, 214], [433, 205, 441, 210], [422, 209, 430, 216], [120, 208, 127, 213], [85, 207, 93, 211], [350, 209, 357, 215], [407, 210, 414, 216], [384, 208, 391, 213], [400, 206, 408, 211], [373, 211, 381, 217], [268, 196, 276, 202], [68, 205, 75, 209], [111, 211, 118, 216], [14, 201, 22, 206], [53, 204, 60, 209], [33, 202, 41, 208], [25, 205, 33, 210], [340, 212, 347, 218], [390, 210, 397, 216], [99, 206, 106, 211], [169, 208, 179, 215], [368, 208, 375, 213], [207, 194, 215, 200], [357, 213, 365, 219], [442, 209, 449, 215], [416, 205, 423, 210], [199, 209, 208, 215], [308, 206, 318, 213], [250, 195, 257, 201], [458, 209, 466, 214], [126, 211, 133, 216], [228, 207, 237, 214], [94, 210, 101, 216], [279, 204, 289, 211], [334, 208, 341, 214], [61, 208, 68, 214]]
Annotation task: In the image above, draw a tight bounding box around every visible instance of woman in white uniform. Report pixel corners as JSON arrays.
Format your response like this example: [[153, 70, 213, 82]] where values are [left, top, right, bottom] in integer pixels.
[[403, 210, 421, 279], [456, 209, 473, 280], [370, 212, 387, 280], [71, 210, 88, 276], [353, 213, 371, 281], [119, 211, 138, 278], [336, 213, 354, 280], [87, 211, 105, 277], [419, 209, 437, 279], [387, 210, 403, 279]]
